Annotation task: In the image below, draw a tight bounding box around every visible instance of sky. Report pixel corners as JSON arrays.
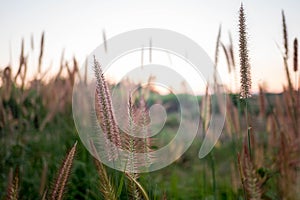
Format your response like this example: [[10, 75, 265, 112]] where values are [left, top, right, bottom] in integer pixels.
[[0, 0, 300, 93]]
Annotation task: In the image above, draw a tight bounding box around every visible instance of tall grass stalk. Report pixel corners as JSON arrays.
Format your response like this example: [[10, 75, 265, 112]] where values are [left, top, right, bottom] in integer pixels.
[[38, 32, 45, 75], [210, 152, 217, 200], [293, 38, 299, 127], [239, 4, 252, 160], [281, 11, 298, 136], [210, 24, 222, 198], [213, 25, 222, 88]]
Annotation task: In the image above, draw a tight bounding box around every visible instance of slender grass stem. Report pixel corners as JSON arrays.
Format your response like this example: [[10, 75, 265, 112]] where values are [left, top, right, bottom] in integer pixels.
[[210, 152, 217, 200], [245, 100, 252, 160]]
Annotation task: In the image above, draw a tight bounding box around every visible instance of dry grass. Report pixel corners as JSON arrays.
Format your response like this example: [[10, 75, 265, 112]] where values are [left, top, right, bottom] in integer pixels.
[[49, 141, 77, 200], [5, 168, 19, 200], [239, 4, 251, 99], [0, 4, 299, 200]]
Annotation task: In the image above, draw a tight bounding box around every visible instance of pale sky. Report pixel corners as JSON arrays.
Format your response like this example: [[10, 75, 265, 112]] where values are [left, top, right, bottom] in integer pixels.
[[0, 0, 300, 93]]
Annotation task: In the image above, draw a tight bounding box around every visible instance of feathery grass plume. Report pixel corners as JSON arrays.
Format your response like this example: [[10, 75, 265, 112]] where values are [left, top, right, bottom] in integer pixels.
[[214, 25, 222, 86], [94, 86, 115, 161], [126, 172, 150, 200], [238, 142, 264, 200], [239, 4, 251, 99], [50, 141, 77, 200], [136, 97, 153, 166], [280, 13, 296, 129], [294, 38, 298, 94], [94, 56, 121, 160], [280, 12, 297, 134], [38, 31, 45, 74], [122, 96, 153, 199], [281, 11, 294, 94], [20, 37, 24, 65], [282, 10, 288, 58], [215, 24, 222, 67], [122, 96, 153, 167], [6, 169, 14, 194], [90, 140, 118, 200], [238, 4, 253, 164], [5, 168, 19, 200], [294, 38, 299, 128], [124, 95, 139, 172], [126, 172, 142, 200], [280, 12, 297, 135], [293, 38, 298, 72]]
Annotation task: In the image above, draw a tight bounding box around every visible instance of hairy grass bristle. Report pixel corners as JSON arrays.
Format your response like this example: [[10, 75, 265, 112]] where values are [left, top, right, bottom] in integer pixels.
[[282, 10, 289, 58], [5, 168, 19, 200], [90, 140, 118, 200], [38, 31, 45, 74], [93, 56, 121, 161], [294, 38, 298, 72], [50, 142, 77, 200], [239, 4, 252, 99]]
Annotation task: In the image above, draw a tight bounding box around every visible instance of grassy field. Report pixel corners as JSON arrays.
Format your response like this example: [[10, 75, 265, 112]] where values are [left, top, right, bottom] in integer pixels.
[[1, 5, 300, 200]]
